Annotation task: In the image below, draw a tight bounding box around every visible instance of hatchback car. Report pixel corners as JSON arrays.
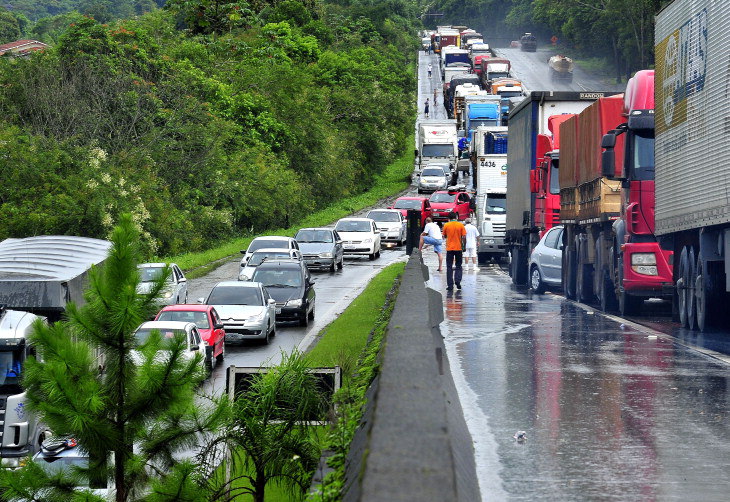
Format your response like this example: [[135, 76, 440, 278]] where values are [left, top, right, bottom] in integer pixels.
[[417, 166, 450, 194], [132, 321, 208, 376], [367, 209, 407, 246], [429, 188, 473, 222], [238, 248, 302, 281], [33, 437, 112, 497], [200, 281, 276, 344], [295, 227, 344, 272], [251, 259, 316, 327], [155, 305, 225, 371], [529, 226, 564, 293], [240, 236, 299, 269], [334, 218, 382, 260], [390, 197, 433, 227], [137, 263, 188, 305]]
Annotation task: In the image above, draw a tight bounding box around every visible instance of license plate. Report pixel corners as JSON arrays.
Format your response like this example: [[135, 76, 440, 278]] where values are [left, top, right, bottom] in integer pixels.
[[276, 308, 282, 314]]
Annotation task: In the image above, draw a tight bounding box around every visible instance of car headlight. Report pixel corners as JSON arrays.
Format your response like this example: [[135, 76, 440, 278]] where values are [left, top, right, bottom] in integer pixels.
[[320, 252, 333, 258], [363, 238, 372, 244], [286, 299, 303, 307], [238, 274, 250, 281], [246, 313, 265, 322], [1, 458, 20, 468], [631, 253, 658, 276], [163, 291, 173, 299]]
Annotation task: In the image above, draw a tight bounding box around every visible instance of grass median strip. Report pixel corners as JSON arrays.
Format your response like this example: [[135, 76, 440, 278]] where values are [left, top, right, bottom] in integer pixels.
[[162, 143, 414, 278]]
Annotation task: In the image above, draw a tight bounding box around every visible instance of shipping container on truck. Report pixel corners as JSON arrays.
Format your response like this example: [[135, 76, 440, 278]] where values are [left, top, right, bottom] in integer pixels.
[[436, 28, 459, 52], [559, 90, 673, 313], [472, 126, 509, 262], [453, 83, 485, 128], [463, 94, 502, 136], [654, 0, 730, 331], [506, 91, 618, 285]]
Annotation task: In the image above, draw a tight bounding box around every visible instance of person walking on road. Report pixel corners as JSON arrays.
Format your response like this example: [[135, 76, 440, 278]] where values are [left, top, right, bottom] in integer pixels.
[[427, 63, 433, 78], [424, 98, 430, 118], [442, 212, 466, 290], [464, 218, 480, 271], [419, 217, 444, 272]]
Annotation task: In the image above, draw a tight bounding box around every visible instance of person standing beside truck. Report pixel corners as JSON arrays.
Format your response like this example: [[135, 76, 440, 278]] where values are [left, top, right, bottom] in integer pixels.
[[424, 99, 430, 118], [442, 212, 467, 290], [464, 218, 480, 270]]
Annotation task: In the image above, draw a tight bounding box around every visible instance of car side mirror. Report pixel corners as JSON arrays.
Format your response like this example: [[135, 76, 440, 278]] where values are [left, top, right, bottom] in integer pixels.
[[336, 240, 343, 244], [214, 323, 224, 329], [268, 299, 276, 306], [178, 277, 187, 283], [197, 298, 205, 304], [240, 249, 247, 255], [309, 278, 316, 284], [190, 345, 199, 351]]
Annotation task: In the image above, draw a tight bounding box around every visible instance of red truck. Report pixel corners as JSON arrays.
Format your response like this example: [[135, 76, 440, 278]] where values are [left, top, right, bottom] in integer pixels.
[[560, 71, 673, 314]]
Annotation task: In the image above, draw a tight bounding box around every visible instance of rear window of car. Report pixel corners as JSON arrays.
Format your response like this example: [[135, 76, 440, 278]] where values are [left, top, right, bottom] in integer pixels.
[[208, 286, 263, 306], [252, 268, 303, 288], [393, 199, 422, 210], [430, 193, 456, 203], [368, 211, 400, 222], [157, 310, 210, 329], [249, 251, 291, 266], [135, 328, 186, 345]]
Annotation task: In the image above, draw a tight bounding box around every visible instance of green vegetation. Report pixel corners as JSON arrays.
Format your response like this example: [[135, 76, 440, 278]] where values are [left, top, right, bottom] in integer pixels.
[[167, 140, 414, 275], [0, 0, 418, 258], [426, 0, 672, 81]]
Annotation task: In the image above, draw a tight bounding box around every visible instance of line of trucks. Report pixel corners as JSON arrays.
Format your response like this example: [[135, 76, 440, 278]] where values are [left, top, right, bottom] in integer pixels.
[[505, 0, 730, 331]]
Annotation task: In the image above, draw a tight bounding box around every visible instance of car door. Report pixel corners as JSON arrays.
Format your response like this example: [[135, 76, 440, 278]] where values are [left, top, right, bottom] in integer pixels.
[[172, 264, 187, 303], [333, 231, 344, 262], [398, 212, 407, 240], [304, 266, 316, 311], [541, 228, 563, 282], [422, 201, 432, 224], [372, 221, 381, 249], [458, 193, 470, 219], [262, 286, 276, 323], [210, 308, 224, 350]]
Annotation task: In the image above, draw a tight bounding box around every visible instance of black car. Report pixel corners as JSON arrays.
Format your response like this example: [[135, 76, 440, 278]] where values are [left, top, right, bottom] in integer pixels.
[[251, 259, 316, 327]]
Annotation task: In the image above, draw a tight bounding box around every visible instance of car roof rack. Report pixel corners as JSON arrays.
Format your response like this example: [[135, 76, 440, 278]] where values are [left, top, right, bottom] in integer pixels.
[[447, 184, 467, 192]]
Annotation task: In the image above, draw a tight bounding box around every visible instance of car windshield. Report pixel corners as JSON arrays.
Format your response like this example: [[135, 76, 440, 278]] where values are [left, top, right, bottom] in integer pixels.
[[469, 119, 498, 128], [368, 211, 400, 222], [393, 199, 422, 210], [335, 220, 371, 233], [430, 193, 456, 203], [422, 168, 445, 177], [138, 266, 170, 282], [499, 91, 522, 98], [157, 310, 210, 329], [134, 328, 186, 345], [208, 286, 263, 305], [295, 229, 333, 243], [421, 144, 454, 157], [252, 268, 303, 288], [0, 348, 23, 391], [550, 158, 560, 195], [249, 239, 287, 253], [248, 251, 291, 266]]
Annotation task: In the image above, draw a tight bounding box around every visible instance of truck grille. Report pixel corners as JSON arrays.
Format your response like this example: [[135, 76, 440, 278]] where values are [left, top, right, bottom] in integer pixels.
[[492, 222, 506, 235]]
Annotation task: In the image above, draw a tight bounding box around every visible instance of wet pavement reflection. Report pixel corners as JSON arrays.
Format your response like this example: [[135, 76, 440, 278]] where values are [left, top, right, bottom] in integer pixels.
[[425, 258, 730, 501]]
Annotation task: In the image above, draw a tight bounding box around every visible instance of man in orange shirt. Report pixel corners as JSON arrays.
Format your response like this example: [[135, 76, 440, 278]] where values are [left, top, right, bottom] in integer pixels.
[[441, 211, 466, 290]]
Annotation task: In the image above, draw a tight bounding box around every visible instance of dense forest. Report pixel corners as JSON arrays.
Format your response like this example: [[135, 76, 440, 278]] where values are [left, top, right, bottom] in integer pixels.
[[0, 0, 419, 256], [423, 0, 673, 81]]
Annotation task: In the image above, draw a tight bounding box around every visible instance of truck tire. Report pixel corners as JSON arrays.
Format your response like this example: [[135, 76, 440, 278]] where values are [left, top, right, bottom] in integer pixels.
[[563, 244, 577, 300], [677, 246, 691, 328], [598, 268, 618, 313], [617, 256, 642, 316], [511, 247, 528, 285], [478, 252, 488, 265]]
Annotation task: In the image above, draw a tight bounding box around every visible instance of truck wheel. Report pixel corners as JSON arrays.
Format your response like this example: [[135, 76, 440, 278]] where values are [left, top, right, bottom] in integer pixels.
[[478, 252, 488, 265], [617, 256, 642, 316], [563, 244, 577, 300], [677, 246, 690, 328], [576, 262, 594, 304], [598, 268, 618, 313], [694, 253, 715, 332], [686, 247, 698, 329], [530, 265, 545, 294], [511, 247, 527, 285]]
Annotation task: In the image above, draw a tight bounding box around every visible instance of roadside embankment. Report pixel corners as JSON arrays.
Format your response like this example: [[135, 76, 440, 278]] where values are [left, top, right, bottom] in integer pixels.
[[344, 253, 480, 501]]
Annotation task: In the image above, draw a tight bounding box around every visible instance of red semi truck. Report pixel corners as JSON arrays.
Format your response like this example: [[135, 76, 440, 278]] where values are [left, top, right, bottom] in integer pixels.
[[560, 73, 673, 314]]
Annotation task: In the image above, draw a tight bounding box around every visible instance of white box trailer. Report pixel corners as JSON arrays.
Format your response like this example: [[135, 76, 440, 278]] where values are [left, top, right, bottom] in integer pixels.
[[472, 126, 508, 261], [416, 120, 458, 172], [654, 0, 730, 330]]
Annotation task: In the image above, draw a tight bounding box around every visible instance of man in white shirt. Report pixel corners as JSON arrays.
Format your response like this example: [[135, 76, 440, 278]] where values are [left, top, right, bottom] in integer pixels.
[[464, 218, 480, 270], [419, 217, 444, 272]]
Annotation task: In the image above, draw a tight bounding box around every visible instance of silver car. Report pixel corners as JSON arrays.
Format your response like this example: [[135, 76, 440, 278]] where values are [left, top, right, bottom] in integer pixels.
[[132, 320, 207, 376], [240, 236, 300, 269], [417, 166, 450, 194], [529, 226, 564, 293], [238, 248, 303, 281], [295, 227, 344, 272], [137, 263, 188, 305], [200, 281, 276, 344], [366, 209, 407, 246]]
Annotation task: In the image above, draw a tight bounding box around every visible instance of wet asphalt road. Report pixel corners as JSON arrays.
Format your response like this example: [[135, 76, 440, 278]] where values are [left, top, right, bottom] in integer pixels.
[[416, 49, 730, 500]]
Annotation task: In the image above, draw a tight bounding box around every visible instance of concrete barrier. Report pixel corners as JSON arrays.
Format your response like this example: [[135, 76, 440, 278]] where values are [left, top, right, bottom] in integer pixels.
[[343, 253, 480, 501]]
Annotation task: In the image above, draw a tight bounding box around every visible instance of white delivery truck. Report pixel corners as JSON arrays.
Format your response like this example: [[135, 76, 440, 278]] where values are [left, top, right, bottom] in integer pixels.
[[472, 126, 508, 262], [416, 120, 458, 173]]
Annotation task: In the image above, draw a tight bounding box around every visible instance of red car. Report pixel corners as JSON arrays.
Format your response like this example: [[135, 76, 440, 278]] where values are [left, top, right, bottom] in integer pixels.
[[390, 196, 433, 227], [155, 304, 225, 371], [429, 188, 473, 222]]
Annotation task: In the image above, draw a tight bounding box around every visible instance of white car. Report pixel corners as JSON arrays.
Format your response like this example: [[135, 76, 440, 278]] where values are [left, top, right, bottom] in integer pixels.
[[137, 263, 188, 305], [366, 209, 407, 246], [417, 166, 450, 194], [200, 281, 276, 344], [238, 248, 303, 281], [132, 320, 207, 375], [334, 218, 382, 260], [529, 226, 564, 293], [240, 236, 299, 269]]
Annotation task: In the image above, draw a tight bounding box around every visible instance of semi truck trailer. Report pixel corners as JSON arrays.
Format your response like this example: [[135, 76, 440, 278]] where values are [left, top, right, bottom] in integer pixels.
[[472, 126, 508, 262], [506, 91, 618, 285], [653, 0, 729, 330], [416, 120, 458, 172]]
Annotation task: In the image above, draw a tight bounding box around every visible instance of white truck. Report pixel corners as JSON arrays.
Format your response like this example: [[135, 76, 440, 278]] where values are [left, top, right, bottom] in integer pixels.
[[0, 307, 47, 468], [653, 0, 730, 331], [472, 126, 508, 262], [416, 120, 458, 173]]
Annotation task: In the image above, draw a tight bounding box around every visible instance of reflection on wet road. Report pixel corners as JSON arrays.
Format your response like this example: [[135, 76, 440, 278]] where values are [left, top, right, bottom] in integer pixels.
[[425, 257, 730, 501]]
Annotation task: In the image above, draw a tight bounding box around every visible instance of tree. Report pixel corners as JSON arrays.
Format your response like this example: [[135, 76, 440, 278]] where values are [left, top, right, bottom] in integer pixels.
[[196, 351, 325, 502], [0, 8, 21, 43], [0, 214, 221, 502]]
